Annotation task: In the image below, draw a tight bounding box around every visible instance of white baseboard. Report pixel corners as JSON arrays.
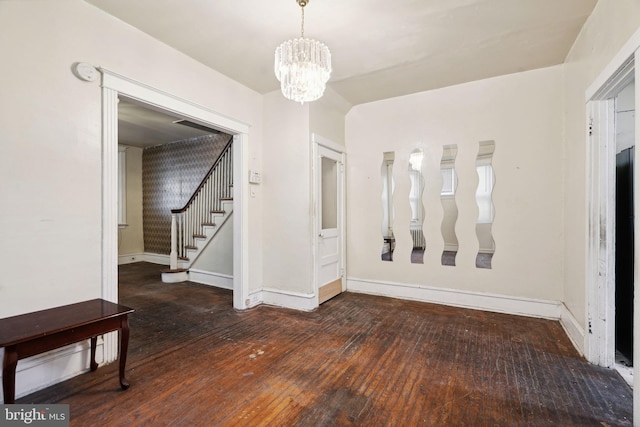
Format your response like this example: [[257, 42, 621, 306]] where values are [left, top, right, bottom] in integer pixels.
[[559, 303, 585, 356], [347, 277, 562, 320], [189, 269, 233, 290], [142, 253, 170, 265], [0, 340, 102, 403], [118, 253, 144, 265], [261, 288, 316, 311], [118, 253, 169, 266]]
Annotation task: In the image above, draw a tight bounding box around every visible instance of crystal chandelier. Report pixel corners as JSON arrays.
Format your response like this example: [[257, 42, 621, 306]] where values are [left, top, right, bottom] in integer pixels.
[[274, 0, 332, 104]]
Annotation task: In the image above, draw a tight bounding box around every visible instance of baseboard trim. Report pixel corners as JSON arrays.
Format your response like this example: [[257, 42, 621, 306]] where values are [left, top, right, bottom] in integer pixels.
[[189, 269, 233, 290], [346, 277, 562, 320], [142, 253, 170, 265], [0, 340, 103, 403], [559, 303, 585, 356], [261, 288, 316, 311], [118, 253, 170, 266], [118, 253, 144, 265]]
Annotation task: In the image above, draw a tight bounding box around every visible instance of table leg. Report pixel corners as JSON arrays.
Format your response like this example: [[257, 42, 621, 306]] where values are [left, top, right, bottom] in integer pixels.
[[119, 316, 130, 390], [2, 346, 18, 404], [90, 336, 98, 371]]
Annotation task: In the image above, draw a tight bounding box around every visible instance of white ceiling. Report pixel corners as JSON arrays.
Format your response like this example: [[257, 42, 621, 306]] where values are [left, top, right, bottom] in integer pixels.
[[118, 99, 221, 147], [86, 0, 597, 106]]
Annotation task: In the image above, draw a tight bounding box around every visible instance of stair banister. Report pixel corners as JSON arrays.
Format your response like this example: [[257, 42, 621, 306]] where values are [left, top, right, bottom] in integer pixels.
[[168, 138, 233, 271]]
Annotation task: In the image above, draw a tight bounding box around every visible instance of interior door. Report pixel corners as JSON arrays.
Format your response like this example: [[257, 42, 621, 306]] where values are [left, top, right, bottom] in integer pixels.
[[316, 144, 345, 304]]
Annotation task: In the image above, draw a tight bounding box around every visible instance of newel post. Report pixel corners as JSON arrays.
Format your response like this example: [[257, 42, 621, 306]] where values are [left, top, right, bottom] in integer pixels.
[[170, 212, 178, 270]]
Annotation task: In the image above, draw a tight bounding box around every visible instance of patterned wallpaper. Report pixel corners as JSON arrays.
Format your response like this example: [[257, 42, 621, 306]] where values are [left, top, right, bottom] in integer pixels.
[[143, 133, 232, 255]]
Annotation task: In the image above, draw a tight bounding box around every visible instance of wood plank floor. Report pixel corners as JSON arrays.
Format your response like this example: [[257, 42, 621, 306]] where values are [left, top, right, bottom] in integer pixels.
[[21, 262, 632, 426]]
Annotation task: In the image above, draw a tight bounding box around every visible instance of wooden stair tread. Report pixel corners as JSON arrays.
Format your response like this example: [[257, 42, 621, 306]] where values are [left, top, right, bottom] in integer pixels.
[[185, 245, 197, 250], [193, 234, 207, 239], [202, 222, 217, 227], [220, 197, 233, 201], [211, 210, 226, 214]]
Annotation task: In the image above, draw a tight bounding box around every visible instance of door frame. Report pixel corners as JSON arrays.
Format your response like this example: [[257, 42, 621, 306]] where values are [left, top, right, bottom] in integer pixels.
[[585, 33, 640, 419], [99, 68, 251, 363], [312, 133, 346, 305]]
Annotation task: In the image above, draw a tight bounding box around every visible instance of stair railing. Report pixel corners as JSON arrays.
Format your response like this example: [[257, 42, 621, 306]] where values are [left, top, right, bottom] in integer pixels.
[[169, 138, 233, 269]]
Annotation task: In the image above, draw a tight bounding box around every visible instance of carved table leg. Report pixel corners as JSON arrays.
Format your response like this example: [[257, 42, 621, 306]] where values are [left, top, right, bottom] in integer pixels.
[[90, 336, 98, 371], [2, 346, 18, 404], [119, 316, 130, 390]]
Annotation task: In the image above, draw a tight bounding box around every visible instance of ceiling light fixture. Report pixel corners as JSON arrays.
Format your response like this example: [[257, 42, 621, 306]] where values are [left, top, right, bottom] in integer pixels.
[[274, 0, 331, 104]]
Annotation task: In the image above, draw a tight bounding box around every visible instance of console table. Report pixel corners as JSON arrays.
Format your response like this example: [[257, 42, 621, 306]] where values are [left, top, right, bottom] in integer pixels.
[[1, 299, 134, 404]]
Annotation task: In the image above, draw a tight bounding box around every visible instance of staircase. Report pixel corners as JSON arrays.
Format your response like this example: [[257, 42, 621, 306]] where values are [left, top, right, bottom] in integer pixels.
[[162, 138, 233, 283]]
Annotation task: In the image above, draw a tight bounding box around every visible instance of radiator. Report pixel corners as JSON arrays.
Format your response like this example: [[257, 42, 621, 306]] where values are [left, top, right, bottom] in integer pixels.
[[410, 227, 425, 249]]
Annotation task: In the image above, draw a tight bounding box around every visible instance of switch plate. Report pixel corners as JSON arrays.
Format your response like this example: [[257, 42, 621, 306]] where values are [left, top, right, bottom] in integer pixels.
[[249, 170, 261, 184]]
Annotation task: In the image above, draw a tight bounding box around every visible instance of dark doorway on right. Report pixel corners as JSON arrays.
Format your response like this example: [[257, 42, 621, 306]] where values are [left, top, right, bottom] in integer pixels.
[[616, 145, 634, 365]]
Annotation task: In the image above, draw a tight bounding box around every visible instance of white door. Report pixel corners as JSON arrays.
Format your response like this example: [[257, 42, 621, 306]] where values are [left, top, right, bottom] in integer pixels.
[[315, 141, 345, 304]]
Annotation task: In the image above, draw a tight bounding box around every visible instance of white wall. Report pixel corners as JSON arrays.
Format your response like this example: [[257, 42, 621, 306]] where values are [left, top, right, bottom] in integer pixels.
[[191, 216, 234, 276], [563, 0, 640, 329], [118, 146, 144, 257], [310, 87, 350, 146], [261, 91, 314, 295], [0, 0, 264, 400], [346, 66, 564, 303]]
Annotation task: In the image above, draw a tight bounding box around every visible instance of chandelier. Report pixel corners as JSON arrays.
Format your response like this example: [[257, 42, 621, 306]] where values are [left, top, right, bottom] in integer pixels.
[[274, 0, 332, 104]]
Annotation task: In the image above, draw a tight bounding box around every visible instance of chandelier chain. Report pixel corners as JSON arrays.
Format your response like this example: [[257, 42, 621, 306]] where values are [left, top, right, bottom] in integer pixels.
[[300, 3, 305, 38]]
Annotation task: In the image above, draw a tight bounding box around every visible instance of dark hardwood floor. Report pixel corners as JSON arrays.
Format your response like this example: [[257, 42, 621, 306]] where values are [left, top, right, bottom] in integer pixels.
[[21, 262, 632, 426]]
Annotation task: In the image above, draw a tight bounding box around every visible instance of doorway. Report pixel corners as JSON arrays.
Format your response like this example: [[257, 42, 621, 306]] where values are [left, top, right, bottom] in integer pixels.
[[586, 56, 640, 405], [313, 134, 346, 305], [100, 69, 250, 365], [616, 146, 634, 365], [117, 97, 232, 268]]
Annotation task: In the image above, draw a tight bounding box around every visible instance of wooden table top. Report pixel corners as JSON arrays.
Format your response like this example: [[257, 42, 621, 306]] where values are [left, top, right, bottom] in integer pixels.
[[0, 299, 134, 347]]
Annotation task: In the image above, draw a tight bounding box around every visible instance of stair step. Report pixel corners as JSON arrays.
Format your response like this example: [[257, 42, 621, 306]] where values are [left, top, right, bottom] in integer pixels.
[[185, 245, 198, 250], [178, 256, 189, 261], [160, 268, 188, 273], [202, 222, 217, 227], [211, 210, 226, 214], [193, 234, 207, 239], [220, 197, 233, 201]]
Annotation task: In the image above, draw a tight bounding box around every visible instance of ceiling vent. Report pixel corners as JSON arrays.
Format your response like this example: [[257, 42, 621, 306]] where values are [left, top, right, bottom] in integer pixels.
[[172, 119, 220, 134]]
